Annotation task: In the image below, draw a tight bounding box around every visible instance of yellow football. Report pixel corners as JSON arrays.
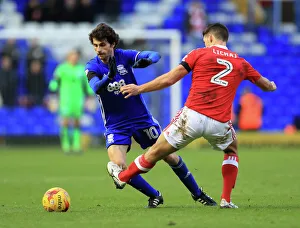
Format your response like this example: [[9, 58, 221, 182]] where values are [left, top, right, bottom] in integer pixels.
[[42, 187, 71, 212]]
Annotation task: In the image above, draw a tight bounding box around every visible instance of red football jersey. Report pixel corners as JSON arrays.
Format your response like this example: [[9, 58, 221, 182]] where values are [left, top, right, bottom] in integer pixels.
[[182, 45, 261, 123]]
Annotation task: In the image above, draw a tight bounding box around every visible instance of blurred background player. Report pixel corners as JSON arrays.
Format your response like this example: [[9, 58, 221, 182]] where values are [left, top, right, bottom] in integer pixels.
[[85, 23, 216, 208], [237, 86, 263, 131], [109, 23, 277, 209], [0, 55, 18, 107], [49, 49, 94, 154]]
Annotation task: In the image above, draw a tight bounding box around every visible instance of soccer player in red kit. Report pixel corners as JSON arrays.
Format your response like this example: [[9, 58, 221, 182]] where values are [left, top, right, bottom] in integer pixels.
[[108, 23, 277, 208]]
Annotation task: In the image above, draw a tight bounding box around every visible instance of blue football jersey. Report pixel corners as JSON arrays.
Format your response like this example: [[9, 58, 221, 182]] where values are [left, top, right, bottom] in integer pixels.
[[85, 49, 152, 129]]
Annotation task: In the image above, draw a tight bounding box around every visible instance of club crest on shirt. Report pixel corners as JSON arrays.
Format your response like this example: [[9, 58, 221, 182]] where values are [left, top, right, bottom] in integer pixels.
[[117, 65, 128, 75]]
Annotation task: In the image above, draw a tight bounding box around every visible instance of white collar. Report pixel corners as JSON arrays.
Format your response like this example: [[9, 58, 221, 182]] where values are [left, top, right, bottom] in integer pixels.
[[211, 44, 228, 50]]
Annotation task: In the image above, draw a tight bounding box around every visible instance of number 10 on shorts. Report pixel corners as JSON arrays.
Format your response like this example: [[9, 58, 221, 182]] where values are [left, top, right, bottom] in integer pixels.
[[143, 126, 159, 140]]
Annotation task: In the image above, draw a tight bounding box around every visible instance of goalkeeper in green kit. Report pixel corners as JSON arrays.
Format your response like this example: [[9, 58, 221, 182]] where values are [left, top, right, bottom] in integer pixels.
[[49, 49, 94, 154]]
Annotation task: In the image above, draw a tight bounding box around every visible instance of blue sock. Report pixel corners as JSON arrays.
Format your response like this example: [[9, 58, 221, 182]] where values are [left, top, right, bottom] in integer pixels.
[[128, 175, 159, 198], [170, 156, 201, 197]]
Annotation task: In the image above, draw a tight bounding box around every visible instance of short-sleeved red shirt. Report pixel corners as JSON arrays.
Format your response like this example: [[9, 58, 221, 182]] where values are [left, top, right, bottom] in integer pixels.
[[181, 45, 261, 122]]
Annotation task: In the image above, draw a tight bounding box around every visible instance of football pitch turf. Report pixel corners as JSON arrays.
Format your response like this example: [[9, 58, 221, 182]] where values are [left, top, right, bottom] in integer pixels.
[[1, 145, 300, 228]]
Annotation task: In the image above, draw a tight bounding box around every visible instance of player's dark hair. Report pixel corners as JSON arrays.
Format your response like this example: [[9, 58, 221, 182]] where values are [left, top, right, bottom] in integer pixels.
[[89, 23, 120, 48], [202, 23, 229, 42]]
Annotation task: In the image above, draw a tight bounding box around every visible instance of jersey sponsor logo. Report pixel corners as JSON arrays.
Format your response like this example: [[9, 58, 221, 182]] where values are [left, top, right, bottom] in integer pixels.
[[107, 79, 126, 95], [107, 134, 114, 144], [117, 65, 128, 75]]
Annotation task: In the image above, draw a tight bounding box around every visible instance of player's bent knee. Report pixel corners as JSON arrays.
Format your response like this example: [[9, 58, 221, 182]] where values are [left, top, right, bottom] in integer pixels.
[[224, 140, 238, 155], [163, 153, 180, 166]]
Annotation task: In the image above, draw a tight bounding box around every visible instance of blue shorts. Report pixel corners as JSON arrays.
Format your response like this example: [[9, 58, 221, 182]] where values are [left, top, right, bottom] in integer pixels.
[[104, 118, 161, 151]]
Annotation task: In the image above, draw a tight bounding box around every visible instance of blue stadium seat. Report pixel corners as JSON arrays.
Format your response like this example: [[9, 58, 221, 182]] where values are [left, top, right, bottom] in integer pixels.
[[226, 24, 245, 33], [121, 1, 135, 13], [173, 5, 186, 18], [12, 0, 27, 13], [163, 16, 185, 33], [29, 106, 51, 117], [7, 124, 26, 135]]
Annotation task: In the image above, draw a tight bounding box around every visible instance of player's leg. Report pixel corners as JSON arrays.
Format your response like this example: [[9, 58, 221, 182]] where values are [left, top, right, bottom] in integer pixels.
[[130, 120, 203, 199], [220, 139, 239, 208], [132, 121, 208, 203], [130, 129, 216, 206], [114, 133, 176, 182], [204, 119, 239, 208], [71, 102, 83, 153], [105, 131, 162, 207], [163, 153, 216, 206], [72, 118, 82, 153], [60, 117, 71, 154], [164, 153, 202, 196], [59, 103, 72, 154], [108, 145, 163, 208]]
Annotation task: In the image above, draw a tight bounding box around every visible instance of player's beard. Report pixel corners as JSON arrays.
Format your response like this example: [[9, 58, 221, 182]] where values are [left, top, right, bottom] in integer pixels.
[[98, 53, 109, 63]]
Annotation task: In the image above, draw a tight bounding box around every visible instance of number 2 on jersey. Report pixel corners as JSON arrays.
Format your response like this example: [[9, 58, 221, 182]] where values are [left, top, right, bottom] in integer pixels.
[[210, 58, 233, 86]]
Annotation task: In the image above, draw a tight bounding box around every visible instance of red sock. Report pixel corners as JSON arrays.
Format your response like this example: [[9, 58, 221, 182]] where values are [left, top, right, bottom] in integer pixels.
[[221, 154, 239, 202], [119, 154, 155, 182]]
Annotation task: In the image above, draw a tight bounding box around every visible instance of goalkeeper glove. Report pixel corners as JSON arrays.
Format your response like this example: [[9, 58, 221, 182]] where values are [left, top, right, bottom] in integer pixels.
[[107, 56, 117, 79], [132, 58, 152, 68]]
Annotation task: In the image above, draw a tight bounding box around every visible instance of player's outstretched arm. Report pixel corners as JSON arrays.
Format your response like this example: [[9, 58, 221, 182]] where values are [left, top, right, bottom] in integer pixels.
[[120, 65, 188, 98], [132, 51, 161, 68], [86, 57, 116, 94], [255, 76, 277, 92], [87, 73, 110, 94]]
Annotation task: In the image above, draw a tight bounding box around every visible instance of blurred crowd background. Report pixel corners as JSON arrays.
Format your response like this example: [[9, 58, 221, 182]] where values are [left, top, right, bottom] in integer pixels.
[[0, 0, 299, 145]]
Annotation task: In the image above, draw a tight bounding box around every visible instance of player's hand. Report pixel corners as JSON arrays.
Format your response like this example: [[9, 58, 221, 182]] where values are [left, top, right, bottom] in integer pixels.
[[270, 81, 277, 91], [132, 58, 152, 68], [120, 84, 141, 98], [107, 56, 117, 79]]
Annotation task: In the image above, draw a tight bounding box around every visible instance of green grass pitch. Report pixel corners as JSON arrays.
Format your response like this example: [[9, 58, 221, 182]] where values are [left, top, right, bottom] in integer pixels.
[[1, 145, 300, 228]]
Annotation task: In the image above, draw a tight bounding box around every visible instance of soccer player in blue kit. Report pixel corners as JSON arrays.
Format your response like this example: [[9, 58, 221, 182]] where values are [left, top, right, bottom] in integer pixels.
[[85, 23, 216, 208]]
